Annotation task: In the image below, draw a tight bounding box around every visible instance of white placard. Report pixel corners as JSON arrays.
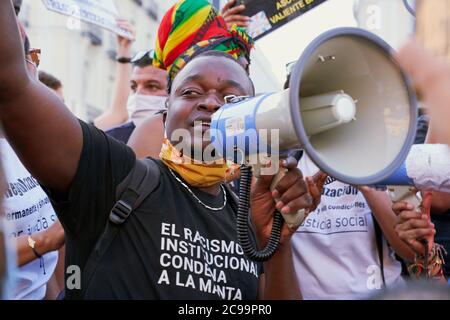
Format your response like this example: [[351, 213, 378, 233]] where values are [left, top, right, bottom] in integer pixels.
[[41, 0, 133, 39]]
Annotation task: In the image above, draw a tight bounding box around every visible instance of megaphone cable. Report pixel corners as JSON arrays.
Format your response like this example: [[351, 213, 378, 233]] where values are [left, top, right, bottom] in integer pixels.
[[237, 165, 283, 262]]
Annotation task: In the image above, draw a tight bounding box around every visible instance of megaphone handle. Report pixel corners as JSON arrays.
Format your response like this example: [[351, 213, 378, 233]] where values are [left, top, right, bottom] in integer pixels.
[[270, 168, 307, 229], [387, 185, 422, 211]]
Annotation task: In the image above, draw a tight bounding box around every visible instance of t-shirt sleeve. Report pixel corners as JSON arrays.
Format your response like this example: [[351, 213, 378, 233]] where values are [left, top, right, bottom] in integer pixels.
[[46, 120, 136, 241]]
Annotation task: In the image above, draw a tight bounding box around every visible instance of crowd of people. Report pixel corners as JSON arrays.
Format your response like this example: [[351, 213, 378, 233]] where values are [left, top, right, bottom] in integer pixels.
[[0, 0, 449, 300]]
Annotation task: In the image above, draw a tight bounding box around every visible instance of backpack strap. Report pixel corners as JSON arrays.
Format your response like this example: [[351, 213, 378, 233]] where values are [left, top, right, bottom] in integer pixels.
[[81, 158, 160, 297], [373, 216, 386, 287]]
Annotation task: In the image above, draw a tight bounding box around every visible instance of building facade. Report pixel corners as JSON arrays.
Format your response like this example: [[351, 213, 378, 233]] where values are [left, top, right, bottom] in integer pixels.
[[354, 0, 416, 50], [20, 0, 176, 121], [19, 0, 281, 122], [416, 0, 450, 63]]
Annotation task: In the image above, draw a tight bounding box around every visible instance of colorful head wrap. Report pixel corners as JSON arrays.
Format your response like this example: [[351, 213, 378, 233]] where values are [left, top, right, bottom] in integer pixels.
[[154, 0, 254, 82]]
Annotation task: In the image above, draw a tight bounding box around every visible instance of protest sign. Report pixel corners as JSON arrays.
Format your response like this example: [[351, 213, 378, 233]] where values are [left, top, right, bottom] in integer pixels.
[[239, 0, 328, 40], [42, 0, 133, 39]]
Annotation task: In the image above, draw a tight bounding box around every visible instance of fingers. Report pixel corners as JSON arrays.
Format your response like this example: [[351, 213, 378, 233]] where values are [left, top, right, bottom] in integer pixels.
[[407, 239, 428, 256], [395, 217, 433, 232], [279, 194, 313, 215], [314, 171, 327, 185], [420, 191, 432, 218], [313, 171, 327, 194], [392, 201, 414, 215], [116, 19, 132, 31], [221, 0, 237, 14], [306, 176, 318, 195], [394, 204, 436, 256], [221, 0, 250, 28], [397, 228, 436, 244], [224, 15, 250, 27], [281, 156, 299, 170], [304, 171, 326, 211], [223, 4, 246, 17], [397, 210, 424, 225], [272, 170, 310, 215], [272, 167, 304, 196], [116, 19, 136, 41], [228, 21, 249, 28], [277, 176, 306, 206], [306, 177, 320, 209]]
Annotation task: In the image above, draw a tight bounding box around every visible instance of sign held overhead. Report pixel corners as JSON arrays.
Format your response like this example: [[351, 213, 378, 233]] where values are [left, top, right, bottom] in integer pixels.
[[41, 0, 133, 39], [239, 0, 329, 40]]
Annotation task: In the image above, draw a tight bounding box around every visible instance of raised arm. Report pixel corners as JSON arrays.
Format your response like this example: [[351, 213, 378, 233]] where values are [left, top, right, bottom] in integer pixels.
[[360, 188, 415, 262], [94, 20, 135, 131], [0, 1, 82, 193]]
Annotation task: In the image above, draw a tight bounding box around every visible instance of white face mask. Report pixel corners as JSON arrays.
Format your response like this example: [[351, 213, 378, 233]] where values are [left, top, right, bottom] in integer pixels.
[[127, 94, 167, 126]]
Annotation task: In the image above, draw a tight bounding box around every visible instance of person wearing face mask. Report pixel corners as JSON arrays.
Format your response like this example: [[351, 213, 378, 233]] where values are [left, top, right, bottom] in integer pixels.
[[125, 84, 167, 125], [103, 49, 169, 144], [103, 51, 168, 144], [93, 19, 169, 143]]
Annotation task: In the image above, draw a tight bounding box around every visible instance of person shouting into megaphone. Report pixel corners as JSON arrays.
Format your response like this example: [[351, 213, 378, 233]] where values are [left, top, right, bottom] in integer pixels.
[[0, 0, 324, 300]]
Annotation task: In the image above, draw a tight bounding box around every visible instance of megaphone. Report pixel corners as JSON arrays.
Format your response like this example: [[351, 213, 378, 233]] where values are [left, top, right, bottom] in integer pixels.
[[211, 27, 418, 262], [375, 144, 450, 208]]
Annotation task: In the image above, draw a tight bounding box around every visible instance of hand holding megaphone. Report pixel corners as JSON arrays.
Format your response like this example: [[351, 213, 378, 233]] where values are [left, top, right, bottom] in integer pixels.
[[391, 192, 448, 279], [254, 156, 326, 231], [393, 194, 435, 256], [251, 157, 312, 245], [266, 164, 327, 230]]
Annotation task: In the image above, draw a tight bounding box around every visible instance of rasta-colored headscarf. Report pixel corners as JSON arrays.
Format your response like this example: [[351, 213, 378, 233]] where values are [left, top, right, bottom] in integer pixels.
[[154, 0, 254, 83]]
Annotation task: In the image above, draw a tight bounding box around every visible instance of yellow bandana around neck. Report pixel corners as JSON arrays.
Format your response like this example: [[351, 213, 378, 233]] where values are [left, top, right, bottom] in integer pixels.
[[160, 139, 240, 188]]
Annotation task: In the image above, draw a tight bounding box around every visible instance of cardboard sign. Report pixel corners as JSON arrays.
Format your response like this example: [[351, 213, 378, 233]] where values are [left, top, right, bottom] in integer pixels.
[[239, 0, 329, 40], [41, 0, 133, 39]]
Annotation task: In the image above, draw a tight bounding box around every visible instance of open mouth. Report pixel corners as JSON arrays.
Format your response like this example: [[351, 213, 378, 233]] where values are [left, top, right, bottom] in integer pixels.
[[192, 120, 211, 132]]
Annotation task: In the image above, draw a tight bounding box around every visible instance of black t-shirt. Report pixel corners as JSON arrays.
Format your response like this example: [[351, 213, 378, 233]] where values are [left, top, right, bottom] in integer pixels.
[[48, 121, 260, 300]]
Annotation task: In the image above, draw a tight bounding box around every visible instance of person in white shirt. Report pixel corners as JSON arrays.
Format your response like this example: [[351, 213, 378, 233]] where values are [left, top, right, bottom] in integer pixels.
[[292, 155, 415, 299], [0, 11, 64, 300], [1, 138, 64, 300]]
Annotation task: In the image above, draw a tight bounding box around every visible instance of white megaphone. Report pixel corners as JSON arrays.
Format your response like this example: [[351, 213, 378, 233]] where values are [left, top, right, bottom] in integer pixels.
[[375, 144, 450, 208], [210, 27, 418, 262]]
